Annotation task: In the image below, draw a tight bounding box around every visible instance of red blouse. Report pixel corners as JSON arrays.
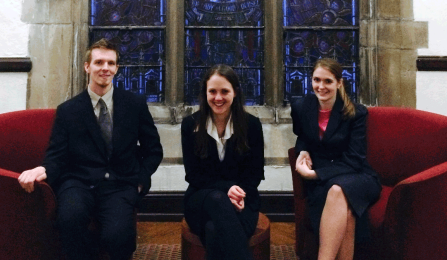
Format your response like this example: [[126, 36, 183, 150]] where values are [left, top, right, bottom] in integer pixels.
[[318, 109, 332, 140]]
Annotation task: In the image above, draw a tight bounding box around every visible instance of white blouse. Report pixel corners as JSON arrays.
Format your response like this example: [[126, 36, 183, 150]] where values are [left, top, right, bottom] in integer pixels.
[[206, 116, 234, 162]]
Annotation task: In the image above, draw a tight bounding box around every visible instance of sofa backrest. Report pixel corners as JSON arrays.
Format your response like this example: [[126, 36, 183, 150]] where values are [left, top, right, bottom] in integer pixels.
[[0, 109, 56, 173], [366, 107, 447, 186]]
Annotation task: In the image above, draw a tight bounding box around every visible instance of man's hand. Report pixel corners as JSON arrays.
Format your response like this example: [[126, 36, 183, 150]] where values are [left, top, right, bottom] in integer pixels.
[[18, 166, 47, 193], [228, 185, 246, 212]]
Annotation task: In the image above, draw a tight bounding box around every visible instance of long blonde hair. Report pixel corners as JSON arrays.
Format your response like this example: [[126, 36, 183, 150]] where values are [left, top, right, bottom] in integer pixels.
[[313, 58, 355, 119]]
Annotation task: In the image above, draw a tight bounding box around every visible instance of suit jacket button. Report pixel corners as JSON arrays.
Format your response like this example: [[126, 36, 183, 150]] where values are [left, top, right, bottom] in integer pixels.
[[331, 160, 334, 163], [105, 173, 110, 179], [90, 185, 94, 189]]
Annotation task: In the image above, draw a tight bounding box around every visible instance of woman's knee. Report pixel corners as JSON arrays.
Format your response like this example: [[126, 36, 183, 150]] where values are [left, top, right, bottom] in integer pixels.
[[204, 190, 232, 210], [326, 185, 347, 205], [207, 190, 228, 202]]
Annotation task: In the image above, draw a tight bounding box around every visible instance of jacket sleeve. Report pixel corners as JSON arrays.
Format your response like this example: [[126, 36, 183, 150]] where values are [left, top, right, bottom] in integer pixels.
[[42, 106, 69, 186], [137, 97, 163, 195], [315, 105, 370, 181], [237, 116, 265, 195], [291, 99, 308, 154]]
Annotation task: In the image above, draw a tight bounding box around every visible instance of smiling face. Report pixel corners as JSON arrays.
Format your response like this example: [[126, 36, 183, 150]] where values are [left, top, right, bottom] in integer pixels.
[[312, 66, 341, 109], [84, 48, 118, 93], [206, 73, 235, 119]]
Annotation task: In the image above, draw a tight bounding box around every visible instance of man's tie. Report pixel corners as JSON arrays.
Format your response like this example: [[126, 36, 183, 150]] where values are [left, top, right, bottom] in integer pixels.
[[98, 98, 113, 156]]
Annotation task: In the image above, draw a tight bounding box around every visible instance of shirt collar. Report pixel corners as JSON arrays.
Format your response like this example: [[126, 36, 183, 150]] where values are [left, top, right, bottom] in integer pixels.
[[88, 86, 114, 109], [206, 115, 234, 143]]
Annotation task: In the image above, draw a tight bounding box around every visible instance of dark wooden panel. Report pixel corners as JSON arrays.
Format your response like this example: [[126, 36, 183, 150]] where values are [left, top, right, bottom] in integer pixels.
[[417, 56, 447, 71], [0, 58, 32, 72], [137, 191, 295, 222]]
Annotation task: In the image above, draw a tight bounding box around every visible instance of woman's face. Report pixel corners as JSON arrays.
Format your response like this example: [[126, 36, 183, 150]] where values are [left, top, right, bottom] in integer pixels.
[[312, 66, 341, 107], [206, 74, 235, 118]]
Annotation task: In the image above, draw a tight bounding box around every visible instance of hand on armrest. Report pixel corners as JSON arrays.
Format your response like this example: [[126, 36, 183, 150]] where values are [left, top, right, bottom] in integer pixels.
[[18, 166, 47, 193]]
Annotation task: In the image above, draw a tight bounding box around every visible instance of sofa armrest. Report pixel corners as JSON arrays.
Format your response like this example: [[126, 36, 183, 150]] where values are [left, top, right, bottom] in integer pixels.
[[383, 161, 447, 260], [0, 167, 59, 259]]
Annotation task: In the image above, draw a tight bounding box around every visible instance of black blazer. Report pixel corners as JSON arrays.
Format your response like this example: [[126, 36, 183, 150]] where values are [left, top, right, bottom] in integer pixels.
[[291, 95, 377, 181], [181, 112, 265, 211], [42, 87, 163, 195]]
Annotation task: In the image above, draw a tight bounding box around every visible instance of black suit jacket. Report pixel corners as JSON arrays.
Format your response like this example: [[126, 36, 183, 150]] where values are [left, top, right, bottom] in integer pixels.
[[42, 87, 163, 195], [181, 112, 265, 211], [291, 95, 377, 181]]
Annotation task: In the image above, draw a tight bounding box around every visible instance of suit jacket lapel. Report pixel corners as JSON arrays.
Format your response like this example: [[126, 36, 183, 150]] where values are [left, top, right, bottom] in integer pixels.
[[79, 90, 108, 158], [322, 97, 344, 142], [304, 95, 320, 141]]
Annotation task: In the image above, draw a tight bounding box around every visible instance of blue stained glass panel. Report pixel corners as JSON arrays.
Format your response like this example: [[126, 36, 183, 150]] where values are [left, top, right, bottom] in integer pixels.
[[91, 0, 166, 26], [184, 67, 264, 105], [284, 0, 357, 26], [185, 0, 263, 26], [284, 68, 312, 100], [114, 66, 164, 102], [185, 29, 264, 67], [185, 0, 265, 106], [285, 30, 357, 67], [283, 0, 359, 104], [91, 29, 165, 66]]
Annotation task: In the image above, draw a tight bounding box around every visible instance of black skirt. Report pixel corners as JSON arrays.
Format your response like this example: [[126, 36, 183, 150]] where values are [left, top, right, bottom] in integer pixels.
[[305, 172, 381, 242]]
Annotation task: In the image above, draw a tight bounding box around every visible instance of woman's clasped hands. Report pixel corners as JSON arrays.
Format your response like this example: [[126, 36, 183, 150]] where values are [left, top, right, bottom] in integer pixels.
[[228, 185, 246, 212], [295, 151, 318, 180]]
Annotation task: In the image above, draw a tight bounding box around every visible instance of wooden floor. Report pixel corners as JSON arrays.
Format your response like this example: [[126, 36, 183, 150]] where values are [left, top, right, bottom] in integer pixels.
[[137, 222, 295, 246]]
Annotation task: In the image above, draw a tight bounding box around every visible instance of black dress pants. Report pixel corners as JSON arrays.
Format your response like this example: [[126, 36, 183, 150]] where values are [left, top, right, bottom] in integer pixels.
[[56, 180, 139, 260], [185, 189, 258, 260]]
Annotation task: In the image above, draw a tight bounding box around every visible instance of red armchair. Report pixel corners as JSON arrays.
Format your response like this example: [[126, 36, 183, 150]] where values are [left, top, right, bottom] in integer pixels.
[[288, 107, 447, 260], [0, 109, 59, 259], [0, 109, 138, 259]]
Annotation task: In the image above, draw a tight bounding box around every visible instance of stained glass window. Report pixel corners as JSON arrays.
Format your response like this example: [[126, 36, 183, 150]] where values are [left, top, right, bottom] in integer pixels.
[[90, 0, 166, 102], [283, 0, 359, 104], [185, 0, 264, 105]]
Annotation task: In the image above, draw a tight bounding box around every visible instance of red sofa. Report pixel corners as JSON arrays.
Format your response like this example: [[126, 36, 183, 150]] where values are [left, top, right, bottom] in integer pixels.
[[288, 107, 447, 260], [0, 109, 59, 259]]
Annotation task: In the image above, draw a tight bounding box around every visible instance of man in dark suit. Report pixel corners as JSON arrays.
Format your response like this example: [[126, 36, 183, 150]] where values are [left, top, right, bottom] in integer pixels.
[[18, 38, 163, 260]]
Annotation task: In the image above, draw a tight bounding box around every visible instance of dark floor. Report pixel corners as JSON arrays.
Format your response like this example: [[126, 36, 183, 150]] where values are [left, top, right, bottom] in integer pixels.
[[136, 222, 295, 246]]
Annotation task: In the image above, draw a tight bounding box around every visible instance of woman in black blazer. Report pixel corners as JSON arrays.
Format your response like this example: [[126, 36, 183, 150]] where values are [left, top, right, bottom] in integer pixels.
[[291, 59, 381, 260], [181, 64, 264, 260]]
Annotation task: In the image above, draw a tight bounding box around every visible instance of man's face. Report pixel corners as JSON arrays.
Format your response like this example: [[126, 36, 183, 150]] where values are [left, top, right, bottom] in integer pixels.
[[84, 48, 118, 90]]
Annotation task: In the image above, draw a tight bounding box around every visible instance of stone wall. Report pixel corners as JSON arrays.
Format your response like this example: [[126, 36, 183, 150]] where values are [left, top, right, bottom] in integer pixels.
[[359, 0, 428, 107], [23, 0, 89, 109]]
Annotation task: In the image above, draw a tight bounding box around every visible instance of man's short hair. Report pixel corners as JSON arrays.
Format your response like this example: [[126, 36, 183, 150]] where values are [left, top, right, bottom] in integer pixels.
[[84, 38, 119, 64]]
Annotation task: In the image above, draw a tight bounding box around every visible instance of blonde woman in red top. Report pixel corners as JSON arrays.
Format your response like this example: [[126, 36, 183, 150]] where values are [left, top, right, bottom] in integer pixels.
[[291, 58, 381, 260]]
